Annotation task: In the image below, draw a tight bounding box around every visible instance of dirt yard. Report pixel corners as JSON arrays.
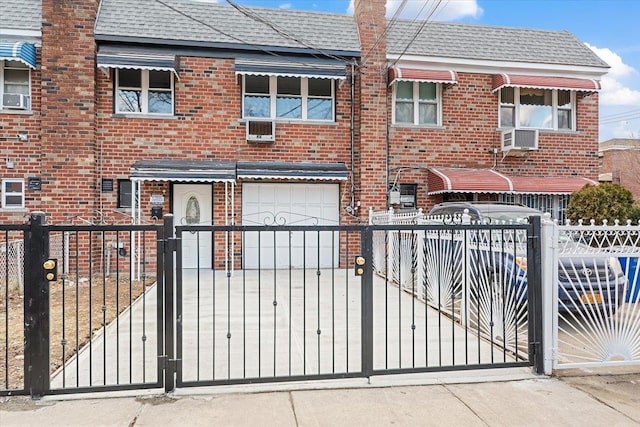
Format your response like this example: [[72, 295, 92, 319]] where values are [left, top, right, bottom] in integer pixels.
[[0, 275, 155, 391]]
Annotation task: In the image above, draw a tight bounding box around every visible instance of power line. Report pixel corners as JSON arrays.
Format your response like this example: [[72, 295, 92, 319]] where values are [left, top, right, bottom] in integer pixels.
[[388, 0, 446, 69], [151, 0, 354, 72], [224, 0, 353, 64], [359, 0, 409, 68], [600, 107, 640, 120]]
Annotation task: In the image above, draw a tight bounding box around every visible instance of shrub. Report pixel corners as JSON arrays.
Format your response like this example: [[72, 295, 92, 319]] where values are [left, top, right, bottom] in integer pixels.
[[566, 183, 638, 224]]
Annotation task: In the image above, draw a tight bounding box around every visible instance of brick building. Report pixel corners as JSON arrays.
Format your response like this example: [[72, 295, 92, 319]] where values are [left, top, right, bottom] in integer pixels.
[[599, 138, 640, 201], [1, 0, 608, 265]]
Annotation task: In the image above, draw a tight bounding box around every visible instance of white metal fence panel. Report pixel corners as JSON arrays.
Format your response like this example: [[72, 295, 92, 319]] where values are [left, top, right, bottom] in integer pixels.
[[552, 221, 640, 369]]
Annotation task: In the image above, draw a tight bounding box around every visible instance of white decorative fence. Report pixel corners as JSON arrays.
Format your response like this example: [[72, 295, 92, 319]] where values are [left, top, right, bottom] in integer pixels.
[[546, 220, 640, 370], [371, 208, 640, 373]]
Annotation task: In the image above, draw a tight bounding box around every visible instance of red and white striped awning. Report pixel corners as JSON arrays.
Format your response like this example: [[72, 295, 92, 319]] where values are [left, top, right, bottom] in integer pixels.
[[388, 66, 457, 86], [427, 168, 597, 195], [492, 74, 601, 93]]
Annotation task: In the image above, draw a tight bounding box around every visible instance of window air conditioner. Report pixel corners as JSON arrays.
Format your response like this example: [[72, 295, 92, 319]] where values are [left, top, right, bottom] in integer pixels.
[[246, 120, 275, 143], [501, 129, 538, 152], [2, 93, 31, 110]]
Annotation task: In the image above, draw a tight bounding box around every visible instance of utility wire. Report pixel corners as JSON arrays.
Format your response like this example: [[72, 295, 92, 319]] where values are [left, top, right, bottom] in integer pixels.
[[152, 0, 353, 71], [388, 0, 446, 69], [359, 0, 409, 68], [224, 0, 352, 64], [600, 107, 640, 120]]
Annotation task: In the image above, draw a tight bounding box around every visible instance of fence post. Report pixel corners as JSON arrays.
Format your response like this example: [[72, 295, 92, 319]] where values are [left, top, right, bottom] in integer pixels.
[[540, 216, 556, 375], [361, 226, 374, 379], [24, 211, 50, 398], [527, 215, 544, 374], [163, 214, 176, 393]]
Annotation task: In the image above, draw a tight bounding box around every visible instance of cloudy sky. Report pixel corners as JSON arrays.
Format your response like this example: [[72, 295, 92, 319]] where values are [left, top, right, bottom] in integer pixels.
[[195, 0, 640, 142]]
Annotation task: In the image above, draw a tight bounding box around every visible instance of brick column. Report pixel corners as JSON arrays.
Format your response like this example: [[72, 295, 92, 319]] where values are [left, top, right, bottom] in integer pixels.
[[354, 0, 388, 217], [40, 0, 99, 223]]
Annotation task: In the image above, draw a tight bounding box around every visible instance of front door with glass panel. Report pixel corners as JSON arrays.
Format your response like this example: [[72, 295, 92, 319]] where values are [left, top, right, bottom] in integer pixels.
[[173, 184, 212, 269]]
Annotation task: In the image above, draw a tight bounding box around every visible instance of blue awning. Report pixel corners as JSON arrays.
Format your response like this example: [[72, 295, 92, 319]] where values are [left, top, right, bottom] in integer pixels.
[[0, 41, 37, 69]]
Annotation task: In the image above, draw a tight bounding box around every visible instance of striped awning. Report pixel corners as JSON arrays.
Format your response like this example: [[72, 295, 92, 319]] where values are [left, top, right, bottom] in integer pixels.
[[235, 57, 347, 80], [388, 66, 457, 85], [237, 161, 348, 181], [0, 41, 37, 69], [427, 168, 596, 195], [492, 74, 601, 93], [130, 160, 236, 183], [97, 51, 179, 77]]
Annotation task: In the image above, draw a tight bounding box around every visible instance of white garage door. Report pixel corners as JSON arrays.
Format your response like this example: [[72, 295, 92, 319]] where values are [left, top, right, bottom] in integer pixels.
[[242, 183, 340, 269]]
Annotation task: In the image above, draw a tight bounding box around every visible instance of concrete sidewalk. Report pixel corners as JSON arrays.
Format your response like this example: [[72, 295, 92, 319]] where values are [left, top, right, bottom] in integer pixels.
[[2, 368, 639, 426]]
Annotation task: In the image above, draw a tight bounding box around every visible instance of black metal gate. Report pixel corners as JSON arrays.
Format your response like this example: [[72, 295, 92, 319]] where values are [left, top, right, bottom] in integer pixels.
[[1, 214, 543, 398]]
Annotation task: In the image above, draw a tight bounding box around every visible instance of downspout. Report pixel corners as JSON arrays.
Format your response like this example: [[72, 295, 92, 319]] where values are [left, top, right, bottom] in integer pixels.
[[349, 60, 356, 213], [385, 65, 390, 210]]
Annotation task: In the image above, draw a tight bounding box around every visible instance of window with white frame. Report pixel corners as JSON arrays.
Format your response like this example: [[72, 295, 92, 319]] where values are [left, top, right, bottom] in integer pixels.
[[499, 87, 574, 130], [2, 179, 24, 209], [393, 81, 440, 126], [116, 69, 173, 114], [1, 60, 31, 110], [242, 75, 334, 121]]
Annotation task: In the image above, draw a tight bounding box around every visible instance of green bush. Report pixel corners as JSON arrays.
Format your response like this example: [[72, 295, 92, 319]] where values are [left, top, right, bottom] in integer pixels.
[[566, 183, 638, 225]]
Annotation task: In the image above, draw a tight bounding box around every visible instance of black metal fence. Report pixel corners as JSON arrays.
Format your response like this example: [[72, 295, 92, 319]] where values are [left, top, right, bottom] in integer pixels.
[[1, 214, 543, 398]]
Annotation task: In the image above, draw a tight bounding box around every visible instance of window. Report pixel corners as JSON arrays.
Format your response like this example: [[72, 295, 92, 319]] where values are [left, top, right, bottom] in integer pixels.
[[2, 179, 24, 209], [242, 75, 334, 121], [117, 179, 133, 208], [499, 87, 574, 130], [498, 193, 570, 223], [116, 69, 173, 114], [1, 60, 31, 110], [393, 81, 440, 126]]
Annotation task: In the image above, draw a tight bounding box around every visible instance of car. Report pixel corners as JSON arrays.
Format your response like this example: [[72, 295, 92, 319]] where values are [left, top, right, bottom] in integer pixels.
[[427, 202, 628, 315]]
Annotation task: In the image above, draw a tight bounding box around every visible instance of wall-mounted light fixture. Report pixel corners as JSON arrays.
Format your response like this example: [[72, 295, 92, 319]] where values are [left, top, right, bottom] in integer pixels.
[[17, 132, 28, 142]]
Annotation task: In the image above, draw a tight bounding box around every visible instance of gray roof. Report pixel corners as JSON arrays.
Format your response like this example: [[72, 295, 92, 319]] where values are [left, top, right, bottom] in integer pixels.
[[0, 0, 41, 32], [95, 0, 360, 55], [387, 20, 609, 69]]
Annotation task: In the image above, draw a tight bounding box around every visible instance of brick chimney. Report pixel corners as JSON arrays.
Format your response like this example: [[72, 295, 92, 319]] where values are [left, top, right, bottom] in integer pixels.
[[40, 0, 99, 222], [354, 0, 388, 216]]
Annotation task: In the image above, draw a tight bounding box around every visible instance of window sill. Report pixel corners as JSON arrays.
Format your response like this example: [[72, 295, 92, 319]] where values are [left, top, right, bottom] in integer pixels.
[[239, 118, 338, 126], [111, 113, 177, 120], [391, 124, 445, 130], [0, 109, 34, 116], [0, 208, 28, 213]]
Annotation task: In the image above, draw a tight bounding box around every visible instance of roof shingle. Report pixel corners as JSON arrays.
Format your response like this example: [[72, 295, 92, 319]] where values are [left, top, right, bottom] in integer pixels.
[[0, 0, 41, 32]]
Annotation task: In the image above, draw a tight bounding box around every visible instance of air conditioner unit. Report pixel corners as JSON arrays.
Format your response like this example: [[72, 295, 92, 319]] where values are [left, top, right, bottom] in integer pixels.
[[246, 120, 275, 143], [2, 93, 31, 110], [501, 129, 538, 153]]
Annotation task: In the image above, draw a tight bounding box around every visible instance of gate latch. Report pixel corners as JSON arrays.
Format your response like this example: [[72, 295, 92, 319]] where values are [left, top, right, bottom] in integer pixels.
[[354, 256, 366, 276], [161, 356, 180, 373]]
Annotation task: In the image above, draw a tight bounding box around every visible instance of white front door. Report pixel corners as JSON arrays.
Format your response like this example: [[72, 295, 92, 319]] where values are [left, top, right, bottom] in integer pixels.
[[173, 184, 212, 269], [242, 183, 340, 269]]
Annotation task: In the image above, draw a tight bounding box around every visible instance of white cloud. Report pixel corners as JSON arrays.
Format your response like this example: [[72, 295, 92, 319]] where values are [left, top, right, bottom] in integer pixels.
[[587, 44, 640, 107], [279, 3, 292, 9], [586, 43, 635, 78], [347, 0, 482, 20]]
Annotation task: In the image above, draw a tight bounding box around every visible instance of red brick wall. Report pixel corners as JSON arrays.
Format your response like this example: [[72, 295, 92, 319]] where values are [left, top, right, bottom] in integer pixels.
[[40, 0, 99, 224], [0, 50, 42, 224], [386, 73, 600, 210], [354, 0, 388, 217], [600, 149, 640, 201], [96, 56, 355, 224]]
